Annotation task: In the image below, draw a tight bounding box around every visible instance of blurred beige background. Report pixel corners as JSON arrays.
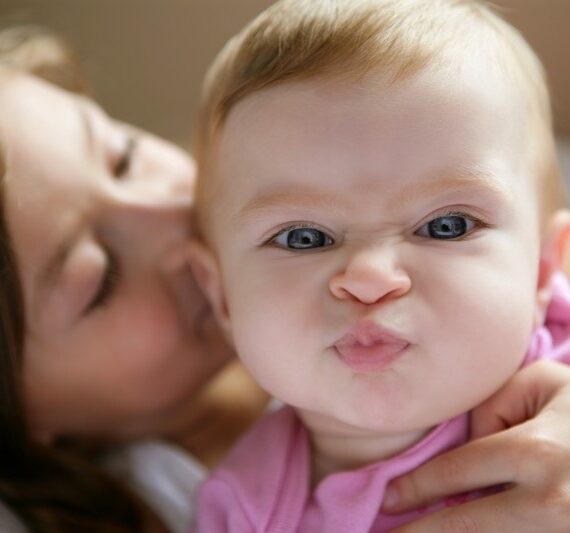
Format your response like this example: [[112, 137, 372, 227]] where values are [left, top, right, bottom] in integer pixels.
[[2, 0, 569, 152]]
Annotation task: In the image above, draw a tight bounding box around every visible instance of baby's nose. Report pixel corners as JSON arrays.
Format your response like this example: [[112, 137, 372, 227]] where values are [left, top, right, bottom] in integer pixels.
[[329, 247, 411, 304]]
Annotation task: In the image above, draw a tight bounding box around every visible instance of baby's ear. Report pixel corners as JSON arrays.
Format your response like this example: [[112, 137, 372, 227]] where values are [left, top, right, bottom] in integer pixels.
[[185, 241, 232, 334], [536, 209, 570, 325]]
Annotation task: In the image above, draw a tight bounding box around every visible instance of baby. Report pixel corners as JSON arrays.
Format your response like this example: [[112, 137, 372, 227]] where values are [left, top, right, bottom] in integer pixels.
[[190, 0, 570, 530]]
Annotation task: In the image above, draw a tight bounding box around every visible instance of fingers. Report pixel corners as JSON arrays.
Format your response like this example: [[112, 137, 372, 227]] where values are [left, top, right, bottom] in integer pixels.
[[471, 361, 570, 440], [384, 361, 570, 530], [382, 429, 520, 513], [389, 490, 546, 533], [384, 410, 570, 514]]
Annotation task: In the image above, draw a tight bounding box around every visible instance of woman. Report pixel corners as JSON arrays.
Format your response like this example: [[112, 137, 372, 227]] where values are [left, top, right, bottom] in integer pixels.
[[1, 24, 570, 533], [0, 25, 255, 532]]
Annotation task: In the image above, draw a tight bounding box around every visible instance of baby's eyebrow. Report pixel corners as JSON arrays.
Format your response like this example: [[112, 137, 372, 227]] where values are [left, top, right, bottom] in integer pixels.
[[235, 188, 351, 223], [408, 167, 513, 201], [235, 167, 512, 224], [382, 169, 514, 214]]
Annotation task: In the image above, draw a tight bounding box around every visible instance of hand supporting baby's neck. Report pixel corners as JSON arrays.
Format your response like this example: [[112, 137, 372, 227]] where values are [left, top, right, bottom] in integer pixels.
[[297, 408, 430, 487]]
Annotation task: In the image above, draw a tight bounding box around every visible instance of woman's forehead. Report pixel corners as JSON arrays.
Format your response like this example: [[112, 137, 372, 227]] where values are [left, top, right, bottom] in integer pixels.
[[0, 76, 89, 174], [0, 71, 92, 142]]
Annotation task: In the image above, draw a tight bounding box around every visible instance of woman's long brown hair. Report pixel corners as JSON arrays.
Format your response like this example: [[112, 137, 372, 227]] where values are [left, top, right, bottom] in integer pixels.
[[0, 25, 150, 532]]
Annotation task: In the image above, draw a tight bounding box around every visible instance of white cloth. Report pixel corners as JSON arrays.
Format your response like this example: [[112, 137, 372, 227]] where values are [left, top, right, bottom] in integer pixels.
[[0, 389, 275, 531], [0, 440, 204, 533], [104, 439, 206, 533]]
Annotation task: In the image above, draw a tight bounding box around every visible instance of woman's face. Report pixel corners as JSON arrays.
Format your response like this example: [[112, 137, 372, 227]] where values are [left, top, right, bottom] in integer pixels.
[[0, 72, 233, 441]]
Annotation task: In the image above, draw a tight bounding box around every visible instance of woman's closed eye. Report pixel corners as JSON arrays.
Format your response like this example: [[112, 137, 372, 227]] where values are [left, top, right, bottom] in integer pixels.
[[84, 250, 120, 315], [112, 136, 138, 178], [415, 212, 485, 240], [268, 224, 335, 250]]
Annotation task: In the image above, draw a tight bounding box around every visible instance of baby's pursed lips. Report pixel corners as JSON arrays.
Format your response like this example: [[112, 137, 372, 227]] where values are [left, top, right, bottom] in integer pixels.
[[334, 320, 409, 350]]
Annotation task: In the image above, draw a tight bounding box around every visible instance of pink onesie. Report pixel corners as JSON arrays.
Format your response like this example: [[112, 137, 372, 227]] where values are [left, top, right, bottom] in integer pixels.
[[194, 273, 570, 532]]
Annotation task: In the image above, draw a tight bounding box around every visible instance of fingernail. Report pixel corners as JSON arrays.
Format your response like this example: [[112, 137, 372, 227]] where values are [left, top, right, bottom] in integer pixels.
[[383, 486, 400, 510]]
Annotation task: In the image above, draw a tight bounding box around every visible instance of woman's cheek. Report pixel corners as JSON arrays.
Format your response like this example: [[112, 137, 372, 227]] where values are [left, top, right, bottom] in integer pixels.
[[112, 299, 182, 374]]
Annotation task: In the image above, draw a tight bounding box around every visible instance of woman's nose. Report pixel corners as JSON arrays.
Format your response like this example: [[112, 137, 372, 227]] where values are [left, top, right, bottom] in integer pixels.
[[329, 247, 411, 304], [129, 164, 194, 210], [122, 180, 193, 217], [102, 185, 194, 250]]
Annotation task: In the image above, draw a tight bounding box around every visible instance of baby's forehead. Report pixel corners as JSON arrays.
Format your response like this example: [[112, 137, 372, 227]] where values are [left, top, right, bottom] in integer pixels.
[[221, 56, 528, 146], [215, 70, 529, 188]]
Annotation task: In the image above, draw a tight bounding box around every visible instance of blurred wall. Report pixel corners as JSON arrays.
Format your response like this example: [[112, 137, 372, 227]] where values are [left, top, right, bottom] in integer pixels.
[[2, 0, 273, 145], [2, 0, 570, 146]]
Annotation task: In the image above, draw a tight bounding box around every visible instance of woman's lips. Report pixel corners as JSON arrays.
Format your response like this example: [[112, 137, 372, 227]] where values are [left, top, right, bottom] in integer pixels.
[[334, 322, 410, 373]]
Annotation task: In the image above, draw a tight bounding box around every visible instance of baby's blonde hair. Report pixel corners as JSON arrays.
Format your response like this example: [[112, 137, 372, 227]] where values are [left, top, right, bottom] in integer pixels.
[[195, 0, 564, 227]]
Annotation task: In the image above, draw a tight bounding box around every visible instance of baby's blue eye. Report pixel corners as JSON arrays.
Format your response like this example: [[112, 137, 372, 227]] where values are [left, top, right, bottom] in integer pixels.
[[417, 215, 475, 240], [272, 227, 334, 250]]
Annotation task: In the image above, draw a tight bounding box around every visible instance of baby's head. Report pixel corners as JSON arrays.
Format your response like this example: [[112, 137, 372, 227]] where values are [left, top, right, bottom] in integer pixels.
[[196, 0, 564, 225], [190, 0, 570, 437]]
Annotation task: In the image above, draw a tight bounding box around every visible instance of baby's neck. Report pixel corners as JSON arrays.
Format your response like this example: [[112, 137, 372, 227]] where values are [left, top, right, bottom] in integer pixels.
[[296, 408, 430, 487]]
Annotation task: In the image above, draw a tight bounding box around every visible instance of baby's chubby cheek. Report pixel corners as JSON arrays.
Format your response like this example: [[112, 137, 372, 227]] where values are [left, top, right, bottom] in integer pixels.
[[226, 273, 322, 366]]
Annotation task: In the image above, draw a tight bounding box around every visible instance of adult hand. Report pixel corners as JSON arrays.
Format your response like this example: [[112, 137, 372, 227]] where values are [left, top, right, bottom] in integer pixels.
[[382, 360, 570, 532]]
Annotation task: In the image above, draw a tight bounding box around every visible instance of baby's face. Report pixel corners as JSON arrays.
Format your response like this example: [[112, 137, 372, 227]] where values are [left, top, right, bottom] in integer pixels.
[[202, 59, 545, 439]]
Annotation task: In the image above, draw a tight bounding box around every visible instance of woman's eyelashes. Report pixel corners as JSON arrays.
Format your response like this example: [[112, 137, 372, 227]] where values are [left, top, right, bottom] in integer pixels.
[[415, 212, 485, 240], [112, 136, 138, 178], [84, 250, 120, 315], [268, 225, 335, 250]]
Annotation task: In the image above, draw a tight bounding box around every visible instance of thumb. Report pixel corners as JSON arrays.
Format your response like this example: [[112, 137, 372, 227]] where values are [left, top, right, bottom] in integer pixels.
[[470, 360, 566, 440]]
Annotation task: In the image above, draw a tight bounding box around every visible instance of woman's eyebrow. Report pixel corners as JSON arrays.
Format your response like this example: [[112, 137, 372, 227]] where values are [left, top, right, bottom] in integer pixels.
[[37, 239, 71, 293], [35, 226, 82, 299], [31, 225, 85, 328]]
